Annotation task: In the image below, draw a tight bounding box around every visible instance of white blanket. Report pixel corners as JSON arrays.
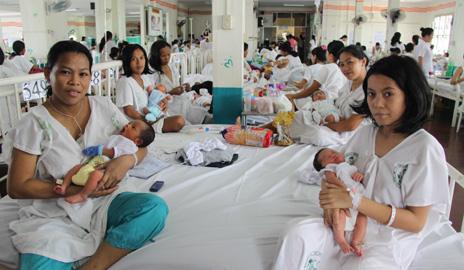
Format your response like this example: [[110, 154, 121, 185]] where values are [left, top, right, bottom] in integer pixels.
[[1, 129, 463, 269]]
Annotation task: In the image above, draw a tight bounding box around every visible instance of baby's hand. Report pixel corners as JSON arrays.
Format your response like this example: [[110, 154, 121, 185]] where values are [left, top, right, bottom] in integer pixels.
[[351, 172, 364, 182], [156, 84, 167, 93], [146, 85, 153, 94]]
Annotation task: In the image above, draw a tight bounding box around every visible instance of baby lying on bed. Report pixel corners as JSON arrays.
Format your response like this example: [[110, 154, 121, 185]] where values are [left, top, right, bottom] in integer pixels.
[[313, 148, 367, 256], [54, 120, 155, 203], [311, 90, 339, 125]]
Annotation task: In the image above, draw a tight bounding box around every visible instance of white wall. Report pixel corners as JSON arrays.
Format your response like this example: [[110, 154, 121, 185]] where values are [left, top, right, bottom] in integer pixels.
[[321, 0, 456, 53]]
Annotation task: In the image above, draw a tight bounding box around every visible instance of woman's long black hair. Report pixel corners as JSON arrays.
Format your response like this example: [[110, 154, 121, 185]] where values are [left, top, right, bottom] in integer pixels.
[[149, 40, 171, 74]]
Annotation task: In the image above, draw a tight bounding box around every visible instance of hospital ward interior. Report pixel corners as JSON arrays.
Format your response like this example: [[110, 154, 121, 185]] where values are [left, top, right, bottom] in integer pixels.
[[1, 0, 464, 269]]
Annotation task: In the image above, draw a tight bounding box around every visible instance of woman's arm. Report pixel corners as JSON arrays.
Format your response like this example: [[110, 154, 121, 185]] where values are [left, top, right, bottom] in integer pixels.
[[8, 148, 115, 199], [358, 197, 430, 233], [326, 114, 365, 132], [418, 56, 423, 68], [287, 80, 321, 100], [450, 67, 463, 85], [99, 147, 148, 189], [123, 105, 144, 120], [320, 182, 431, 233]]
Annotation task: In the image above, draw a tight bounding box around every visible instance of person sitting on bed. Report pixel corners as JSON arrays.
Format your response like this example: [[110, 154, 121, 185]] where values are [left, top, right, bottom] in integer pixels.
[[313, 148, 367, 256], [0, 40, 168, 270], [259, 46, 368, 145], [116, 43, 185, 133], [148, 40, 210, 125], [274, 55, 451, 270], [54, 120, 155, 203], [310, 90, 339, 125]]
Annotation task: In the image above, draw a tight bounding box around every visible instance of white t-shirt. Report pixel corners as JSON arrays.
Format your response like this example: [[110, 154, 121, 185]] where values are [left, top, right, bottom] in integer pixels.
[[0, 60, 20, 78], [102, 40, 118, 61], [342, 125, 449, 268], [286, 55, 303, 70], [415, 38, 433, 76], [303, 63, 323, 85], [9, 55, 32, 74], [115, 75, 154, 114], [314, 63, 347, 99], [105, 134, 138, 158]]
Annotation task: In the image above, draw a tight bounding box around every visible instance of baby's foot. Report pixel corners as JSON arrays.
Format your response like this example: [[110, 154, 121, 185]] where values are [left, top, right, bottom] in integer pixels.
[[351, 241, 364, 257], [65, 193, 88, 204], [339, 241, 354, 254], [53, 185, 66, 195], [335, 234, 354, 254]]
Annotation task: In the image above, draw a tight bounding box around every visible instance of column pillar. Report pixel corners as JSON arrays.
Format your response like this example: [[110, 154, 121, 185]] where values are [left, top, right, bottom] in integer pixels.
[[111, 0, 126, 42], [449, 0, 464, 65], [385, 0, 400, 49], [353, 0, 364, 43], [244, 0, 257, 61], [212, 0, 245, 124], [19, 0, 67, 60], [95, 0, 109, 46]]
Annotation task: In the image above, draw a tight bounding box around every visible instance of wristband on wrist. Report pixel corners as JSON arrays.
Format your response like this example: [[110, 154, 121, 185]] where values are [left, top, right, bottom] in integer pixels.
[[386, 205, 397, 227]]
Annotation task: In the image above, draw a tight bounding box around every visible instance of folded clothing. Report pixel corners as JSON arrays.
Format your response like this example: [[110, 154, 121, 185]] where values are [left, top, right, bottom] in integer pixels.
[[175, 138, 239, 167]]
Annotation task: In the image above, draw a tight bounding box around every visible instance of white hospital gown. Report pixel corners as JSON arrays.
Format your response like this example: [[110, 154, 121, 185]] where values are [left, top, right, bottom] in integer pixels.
[[115, 75, 165, 133], [151, 64, 208, 124], [314, 63, 347, 100], [0, 96, 134, 266], [274, 125, 451, 270], [289, 81, 366, 146]]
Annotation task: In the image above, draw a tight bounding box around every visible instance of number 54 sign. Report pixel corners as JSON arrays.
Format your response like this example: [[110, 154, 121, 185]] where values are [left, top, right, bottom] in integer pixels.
[[22, 80, 49, 101]]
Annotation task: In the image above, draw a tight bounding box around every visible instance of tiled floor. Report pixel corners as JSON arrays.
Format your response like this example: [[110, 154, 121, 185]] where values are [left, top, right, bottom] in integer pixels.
[[424, 100, 464, 232]]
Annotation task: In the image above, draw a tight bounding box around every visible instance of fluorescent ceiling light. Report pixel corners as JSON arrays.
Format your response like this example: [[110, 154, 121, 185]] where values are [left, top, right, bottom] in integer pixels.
[[66, 8, 78, 12], [283, 4, 305, 7], [128, 11, 140, 15]]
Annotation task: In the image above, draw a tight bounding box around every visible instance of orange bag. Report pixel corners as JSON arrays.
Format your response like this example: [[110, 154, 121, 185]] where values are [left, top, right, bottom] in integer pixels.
[[221, 126, 273, 148]]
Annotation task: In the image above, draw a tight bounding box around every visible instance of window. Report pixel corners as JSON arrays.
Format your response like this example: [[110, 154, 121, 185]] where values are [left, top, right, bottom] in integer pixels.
[[432, 15, 452, 55]]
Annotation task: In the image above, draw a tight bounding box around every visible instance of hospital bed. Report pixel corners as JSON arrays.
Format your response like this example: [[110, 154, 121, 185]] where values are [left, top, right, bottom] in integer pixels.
[[108, 129, 464, 270]]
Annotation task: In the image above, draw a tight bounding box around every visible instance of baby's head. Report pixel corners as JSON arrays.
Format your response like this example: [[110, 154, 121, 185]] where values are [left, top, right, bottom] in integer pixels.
[[313, 148, 345, 171], [120, 120, 155, 147], [311, 90, 326, 101]]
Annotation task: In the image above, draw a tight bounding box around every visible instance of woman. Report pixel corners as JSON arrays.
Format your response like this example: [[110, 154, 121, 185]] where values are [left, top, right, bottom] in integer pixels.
[[450, 54, 464, 86], [8, 40, 35, 74], [116, 43, 185, 133], [99, 31, 117, 62], [0, 40, 168, 270], [415, 27, 434, 76], [288, 45, 368, 146], [295, 46, 327, 89], [278, 41, 302, 70], [149, 40, 209, 125], [0, 47, 18, 78], [388, 32, 405, 54], [287, 40, 346, 101], [274, 55, 451, 270]]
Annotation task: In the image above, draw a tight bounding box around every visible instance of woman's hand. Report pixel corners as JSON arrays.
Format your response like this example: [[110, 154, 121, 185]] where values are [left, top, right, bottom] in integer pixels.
[[97, 155, 133, 189], [319, 182, 352, 209], [169, 86, 184, 95], [159, 96, 169, 112]]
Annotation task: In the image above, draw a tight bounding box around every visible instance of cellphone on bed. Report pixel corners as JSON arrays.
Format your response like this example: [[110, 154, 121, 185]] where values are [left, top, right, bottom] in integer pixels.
[[149, 181, 164, 192]]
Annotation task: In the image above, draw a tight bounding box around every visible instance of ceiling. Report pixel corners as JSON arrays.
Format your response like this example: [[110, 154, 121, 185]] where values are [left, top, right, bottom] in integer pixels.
[[0, 0, 444, 17]]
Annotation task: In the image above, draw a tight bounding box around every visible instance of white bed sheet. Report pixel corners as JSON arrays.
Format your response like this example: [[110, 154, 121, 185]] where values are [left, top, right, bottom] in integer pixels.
[[110, 128, 464, 270]]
